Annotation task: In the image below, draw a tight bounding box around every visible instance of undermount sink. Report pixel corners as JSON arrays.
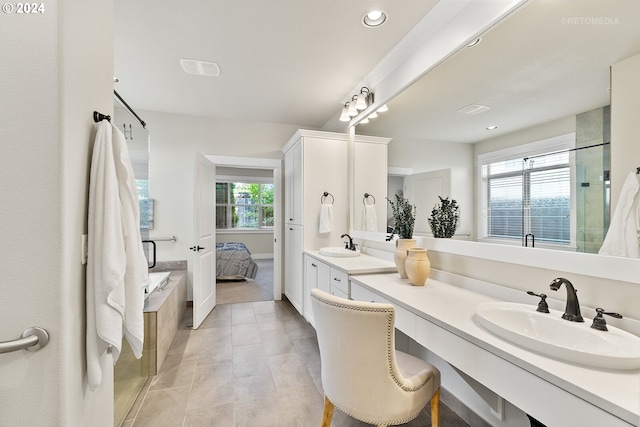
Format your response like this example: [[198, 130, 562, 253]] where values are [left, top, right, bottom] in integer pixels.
[[475, 301, 640, 370], [319, 247, 360, 258]]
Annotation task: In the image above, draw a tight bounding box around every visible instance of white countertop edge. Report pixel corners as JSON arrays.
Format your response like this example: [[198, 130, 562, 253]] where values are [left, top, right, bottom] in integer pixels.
[[304, 250, 397, 275], [349, 273, 640, 425]]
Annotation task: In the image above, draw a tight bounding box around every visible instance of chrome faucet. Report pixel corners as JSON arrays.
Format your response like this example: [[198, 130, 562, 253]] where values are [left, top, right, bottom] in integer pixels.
[[549, 277, 584, 322], [341, 233, 357, 251]]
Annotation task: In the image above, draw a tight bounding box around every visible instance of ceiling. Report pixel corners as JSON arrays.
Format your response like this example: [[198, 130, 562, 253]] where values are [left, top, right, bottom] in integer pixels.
[[113, 0, 438, 129], [358, 0, 640, 143]]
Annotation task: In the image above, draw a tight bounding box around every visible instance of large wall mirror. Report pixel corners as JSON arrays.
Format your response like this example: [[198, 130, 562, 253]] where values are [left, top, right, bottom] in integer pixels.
[[353, 0, 640, 259]]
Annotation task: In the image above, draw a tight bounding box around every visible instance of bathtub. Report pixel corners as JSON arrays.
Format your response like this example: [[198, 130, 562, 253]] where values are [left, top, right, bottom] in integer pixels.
[[145, 271, 171, 298]]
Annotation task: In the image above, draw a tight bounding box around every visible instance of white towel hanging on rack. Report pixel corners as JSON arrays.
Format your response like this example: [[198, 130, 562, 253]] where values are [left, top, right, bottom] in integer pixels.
[[599, 170, 640, 258], [362, 204, 378, 231], [86, 121, 149, 391], [319, 203, 333, 233]]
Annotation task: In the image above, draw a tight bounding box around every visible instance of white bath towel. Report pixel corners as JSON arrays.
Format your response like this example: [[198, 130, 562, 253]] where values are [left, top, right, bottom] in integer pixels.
[[319, 203, 333, 233], [86, 121, 149, 391], [362, 204, 378, 231], [599, 171, 640, 258], [111, 124, 149, 360]]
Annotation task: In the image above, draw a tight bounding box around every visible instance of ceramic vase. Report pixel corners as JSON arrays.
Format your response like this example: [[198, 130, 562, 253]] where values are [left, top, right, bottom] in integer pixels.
[[394, 239, 416, 279], [405, 248, 431, 286]]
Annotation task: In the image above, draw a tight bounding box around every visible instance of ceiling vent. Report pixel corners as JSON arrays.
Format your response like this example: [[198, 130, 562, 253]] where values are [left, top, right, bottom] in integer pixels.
[[458, 104, 490, 115], [180, 59, 221, 77]]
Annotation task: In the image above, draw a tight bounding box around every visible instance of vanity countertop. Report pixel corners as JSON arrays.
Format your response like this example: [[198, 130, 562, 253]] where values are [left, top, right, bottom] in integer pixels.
[[350, 272, 640, 426], [304, 250, 397, 275]]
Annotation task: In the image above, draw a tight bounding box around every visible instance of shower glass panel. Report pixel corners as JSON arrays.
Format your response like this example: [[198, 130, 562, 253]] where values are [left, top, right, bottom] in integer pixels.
[[521, 142, 609, 252], [113, 104, 150, 427]]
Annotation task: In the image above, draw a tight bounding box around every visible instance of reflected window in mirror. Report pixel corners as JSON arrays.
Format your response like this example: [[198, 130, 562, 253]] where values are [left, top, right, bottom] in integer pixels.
[[478, 130, 610, 253]]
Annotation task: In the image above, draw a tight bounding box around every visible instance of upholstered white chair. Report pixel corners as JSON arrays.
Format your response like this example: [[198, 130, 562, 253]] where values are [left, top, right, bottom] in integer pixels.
[[311, 289, 440, 427]]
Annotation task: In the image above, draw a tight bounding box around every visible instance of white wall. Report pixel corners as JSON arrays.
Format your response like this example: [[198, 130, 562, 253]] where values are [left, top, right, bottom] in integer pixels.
[[611, 52, 640, 210], [387, 136, 474, 238], [217, 232, 274, 257], [144, 110, 299, 295], [0, 1, 115, 426]]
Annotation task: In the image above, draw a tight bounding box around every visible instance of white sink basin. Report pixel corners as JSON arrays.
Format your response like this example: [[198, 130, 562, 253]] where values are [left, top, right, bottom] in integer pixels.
[[319, 247, 360, 258], [475, 301, 640, 370]]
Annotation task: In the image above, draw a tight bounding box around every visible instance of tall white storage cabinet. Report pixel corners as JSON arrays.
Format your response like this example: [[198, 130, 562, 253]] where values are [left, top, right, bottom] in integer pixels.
[[282, 130, 349, 315]]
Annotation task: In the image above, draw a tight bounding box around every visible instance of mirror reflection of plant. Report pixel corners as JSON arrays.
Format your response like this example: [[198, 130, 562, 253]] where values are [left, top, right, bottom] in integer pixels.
[[386, 191, 416, 239], [428, 196, 459, 238]]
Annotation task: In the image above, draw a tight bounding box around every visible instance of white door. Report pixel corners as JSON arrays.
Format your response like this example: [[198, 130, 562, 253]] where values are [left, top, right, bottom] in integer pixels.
[[192, 152, 216, 329]]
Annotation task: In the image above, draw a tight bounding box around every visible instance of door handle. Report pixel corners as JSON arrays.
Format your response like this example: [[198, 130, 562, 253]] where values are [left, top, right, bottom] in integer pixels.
[[189, 246, 205, 252]]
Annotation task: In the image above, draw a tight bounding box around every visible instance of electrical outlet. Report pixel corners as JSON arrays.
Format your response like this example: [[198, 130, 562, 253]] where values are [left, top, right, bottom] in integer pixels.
[[81, 234, 88, 265]]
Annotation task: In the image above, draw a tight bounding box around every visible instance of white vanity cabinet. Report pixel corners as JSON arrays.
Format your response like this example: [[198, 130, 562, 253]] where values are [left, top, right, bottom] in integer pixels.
[[282, 130, 349, 315], [304, 255, 331, 326]]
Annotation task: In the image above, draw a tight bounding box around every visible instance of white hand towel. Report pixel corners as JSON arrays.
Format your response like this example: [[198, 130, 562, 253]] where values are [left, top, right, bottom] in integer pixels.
[[86, 121, 127, 391], [319, 203, 333, 233], [599, 171, 640, 258], [111, 123, 149, 360], [362, 204, 378, 231]]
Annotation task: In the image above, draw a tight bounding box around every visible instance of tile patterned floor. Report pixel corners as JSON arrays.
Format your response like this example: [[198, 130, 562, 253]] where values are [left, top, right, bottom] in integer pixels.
[[123, 300, 471, 427]]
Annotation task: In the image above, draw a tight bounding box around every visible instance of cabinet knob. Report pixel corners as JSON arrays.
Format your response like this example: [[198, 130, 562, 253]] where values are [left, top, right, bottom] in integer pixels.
[[311, 263, 317, 268], [333, 277, 341, 282]]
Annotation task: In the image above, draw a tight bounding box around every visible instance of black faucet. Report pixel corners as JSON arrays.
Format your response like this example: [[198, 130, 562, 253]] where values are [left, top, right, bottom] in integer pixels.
[[340, 233, 357, 251], [549, 277, 584, 322]]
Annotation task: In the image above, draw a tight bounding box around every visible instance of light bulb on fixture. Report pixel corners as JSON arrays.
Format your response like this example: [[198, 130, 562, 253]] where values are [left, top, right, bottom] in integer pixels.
[[339, 103, 350, 122], [377, 104, 388, 113], [368, 110, 378, 119], [360, 117, 370, 124], [355, 87, 371, 110], [348, 97, 359, 117]]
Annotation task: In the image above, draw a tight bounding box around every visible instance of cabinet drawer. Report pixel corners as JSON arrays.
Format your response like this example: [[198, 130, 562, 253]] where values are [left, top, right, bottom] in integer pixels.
[[330, 268, 349, 295], [330, 286, 349, 300]]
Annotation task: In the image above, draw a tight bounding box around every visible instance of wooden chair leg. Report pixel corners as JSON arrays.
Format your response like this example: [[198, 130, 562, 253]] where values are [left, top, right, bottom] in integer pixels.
[[430, 388, 440, 427], [321, 395, 334, 427]]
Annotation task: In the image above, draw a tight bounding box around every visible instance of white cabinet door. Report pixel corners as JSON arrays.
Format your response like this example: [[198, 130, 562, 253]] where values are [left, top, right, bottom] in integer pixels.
[[304, 256, 331, 326], [284, 142, 302, 225], [284, 225, 303, 314]]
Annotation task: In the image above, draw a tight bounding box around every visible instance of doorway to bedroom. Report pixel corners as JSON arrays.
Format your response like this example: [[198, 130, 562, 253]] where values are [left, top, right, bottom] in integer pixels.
[[209, 156, 282, 305]]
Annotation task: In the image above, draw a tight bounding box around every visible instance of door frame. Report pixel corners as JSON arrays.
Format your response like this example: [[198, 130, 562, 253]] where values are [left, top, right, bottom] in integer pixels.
[[206, 155, 283, 300]]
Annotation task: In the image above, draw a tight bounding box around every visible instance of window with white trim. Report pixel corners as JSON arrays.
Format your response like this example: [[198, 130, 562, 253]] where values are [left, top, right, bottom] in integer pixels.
[[478, 134, 575, 247], [216, 180, 274, 230]]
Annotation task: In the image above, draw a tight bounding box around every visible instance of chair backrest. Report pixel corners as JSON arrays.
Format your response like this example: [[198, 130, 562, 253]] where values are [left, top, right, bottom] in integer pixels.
[[311, 288, 418, 424]]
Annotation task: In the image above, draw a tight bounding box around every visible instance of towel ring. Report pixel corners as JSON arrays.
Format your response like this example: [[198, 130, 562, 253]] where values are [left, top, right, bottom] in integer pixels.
[[363, 193, 376, 206], [321, 192, 335, 205]]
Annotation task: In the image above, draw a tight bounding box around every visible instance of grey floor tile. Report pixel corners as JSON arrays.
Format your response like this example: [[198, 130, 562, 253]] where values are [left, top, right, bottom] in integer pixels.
[[132, 386, 190, 427], [184, 402, 234, 427], [126, 291, 473, 427]]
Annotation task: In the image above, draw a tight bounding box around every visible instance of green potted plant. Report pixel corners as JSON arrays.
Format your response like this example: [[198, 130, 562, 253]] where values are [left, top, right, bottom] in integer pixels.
[[428, 196, 460, 238], [387, 191, 416, 239], [386, 192, 417, 279]]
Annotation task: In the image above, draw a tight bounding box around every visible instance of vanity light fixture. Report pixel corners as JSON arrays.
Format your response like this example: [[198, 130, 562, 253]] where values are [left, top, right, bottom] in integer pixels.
[[377, 104, 388, 113], [355, 87, 372, 110], [363, 10, 387, 28], [486, 125, 498, 130], [368, 110, 378, 119], [348, 96, 359, 117], [360, 117, 370, 124], [339, 103, 351, 122]]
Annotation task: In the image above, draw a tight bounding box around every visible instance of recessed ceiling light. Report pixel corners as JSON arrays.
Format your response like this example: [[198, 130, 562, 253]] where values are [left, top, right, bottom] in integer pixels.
[[180, 59, 221, 77], [466, 38, 482, 48], [486, 125, 498, 130], [362, 10, 387, 27]]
